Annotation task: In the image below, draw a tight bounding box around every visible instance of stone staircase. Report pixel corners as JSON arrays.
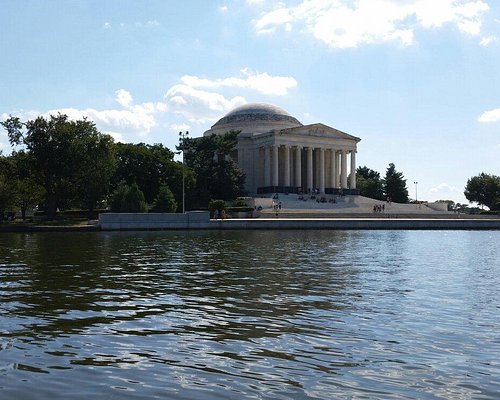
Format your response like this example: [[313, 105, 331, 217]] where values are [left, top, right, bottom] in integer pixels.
[[255, 193, 459, 218]]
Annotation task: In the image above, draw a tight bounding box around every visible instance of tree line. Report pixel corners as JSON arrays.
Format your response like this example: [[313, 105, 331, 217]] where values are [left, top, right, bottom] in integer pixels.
[[356, 163, 409, 203], [0, 114, 244, 220], [1, 114, 498, 220], [356, 164, 499, 211]]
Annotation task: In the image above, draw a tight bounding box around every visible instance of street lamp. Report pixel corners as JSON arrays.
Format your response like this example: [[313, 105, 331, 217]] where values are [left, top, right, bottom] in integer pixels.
[[414, 181, 418, 203], [179, 131, 189, 213]]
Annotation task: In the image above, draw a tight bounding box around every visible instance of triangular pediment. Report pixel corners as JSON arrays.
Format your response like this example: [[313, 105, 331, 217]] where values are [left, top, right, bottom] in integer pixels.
[[278, 123, 360, 142]]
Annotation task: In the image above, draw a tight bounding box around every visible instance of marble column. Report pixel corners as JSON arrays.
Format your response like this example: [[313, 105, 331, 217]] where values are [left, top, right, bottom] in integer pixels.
[[264, 146, 271, 187], [330, 149, 336, 188], [341, 150, 347, 189], [335, 151, 341, 188], [272, 145, 279, 187], [295, 146, 302, 189], [307, 147, 313, 192], [319, 148, 325, 194], [284, 145, 291, 187], [350, 150, 356, 189]]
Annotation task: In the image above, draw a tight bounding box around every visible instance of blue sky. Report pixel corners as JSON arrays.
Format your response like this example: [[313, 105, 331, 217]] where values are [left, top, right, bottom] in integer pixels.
[[1, 0, 499, 204]]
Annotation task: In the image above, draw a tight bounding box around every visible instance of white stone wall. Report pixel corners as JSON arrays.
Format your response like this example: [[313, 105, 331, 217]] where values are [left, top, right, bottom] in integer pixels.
[[99, 211, 211, 230]]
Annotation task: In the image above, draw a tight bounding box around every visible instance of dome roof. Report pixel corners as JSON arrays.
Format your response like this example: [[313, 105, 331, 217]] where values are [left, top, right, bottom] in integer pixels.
[[212, 103, 302, 128]]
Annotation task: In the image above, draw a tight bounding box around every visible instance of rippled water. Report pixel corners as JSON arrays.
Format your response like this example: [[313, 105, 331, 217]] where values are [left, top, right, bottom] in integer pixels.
[[1, 230, 499, 399]]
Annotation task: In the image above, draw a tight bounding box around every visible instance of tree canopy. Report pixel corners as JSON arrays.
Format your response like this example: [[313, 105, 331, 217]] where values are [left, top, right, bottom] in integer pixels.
[[383, 163, 409, 203], [112, 142, 193, 209], [151, 185, 177, 213], [180, 131, 245, 209], [1, 114, 116, 219], [464, 173, 500, 210], [356, 166, 384, 200], [110, 182, 148, 213]]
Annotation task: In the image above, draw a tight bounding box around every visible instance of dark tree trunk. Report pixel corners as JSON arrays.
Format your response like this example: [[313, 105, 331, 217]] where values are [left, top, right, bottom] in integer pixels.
[[46, 195, 57, 220]]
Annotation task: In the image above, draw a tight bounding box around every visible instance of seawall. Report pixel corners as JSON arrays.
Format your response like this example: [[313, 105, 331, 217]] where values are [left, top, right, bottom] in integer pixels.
[[98, 212, 500, 231]]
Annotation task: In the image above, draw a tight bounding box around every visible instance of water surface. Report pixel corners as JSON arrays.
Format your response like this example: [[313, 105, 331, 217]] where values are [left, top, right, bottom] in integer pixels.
[[1, 230, 499, 399]]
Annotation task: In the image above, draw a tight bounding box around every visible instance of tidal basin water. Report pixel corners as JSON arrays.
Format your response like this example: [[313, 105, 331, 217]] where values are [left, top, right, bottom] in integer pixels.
[[1, 230, 499, 399]]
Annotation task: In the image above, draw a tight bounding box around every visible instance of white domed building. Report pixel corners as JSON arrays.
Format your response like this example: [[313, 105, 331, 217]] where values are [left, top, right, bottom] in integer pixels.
[[203, 103, 360, 196]]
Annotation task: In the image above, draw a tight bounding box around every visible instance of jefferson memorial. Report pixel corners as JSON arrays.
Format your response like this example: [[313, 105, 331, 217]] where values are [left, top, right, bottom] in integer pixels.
[[204, 103, 360, 196]]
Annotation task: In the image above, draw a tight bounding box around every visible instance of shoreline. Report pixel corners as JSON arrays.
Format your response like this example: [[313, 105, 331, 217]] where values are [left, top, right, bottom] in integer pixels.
[[2, 217, 500, 232], [0, 224, 100, 233]]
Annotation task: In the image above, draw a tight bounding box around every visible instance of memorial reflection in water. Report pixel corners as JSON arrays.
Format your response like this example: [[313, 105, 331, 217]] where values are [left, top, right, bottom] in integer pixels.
[[1, 230, 499, 399]]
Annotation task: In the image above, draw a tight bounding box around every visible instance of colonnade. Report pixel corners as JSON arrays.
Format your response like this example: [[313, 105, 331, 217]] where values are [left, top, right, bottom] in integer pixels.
[[261, 144, 356, 193]]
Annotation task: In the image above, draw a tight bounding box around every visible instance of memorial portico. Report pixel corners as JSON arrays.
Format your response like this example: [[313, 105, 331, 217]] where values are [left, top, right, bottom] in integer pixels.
[[257, 143, 357, 194], [203, 103, 361, 195]]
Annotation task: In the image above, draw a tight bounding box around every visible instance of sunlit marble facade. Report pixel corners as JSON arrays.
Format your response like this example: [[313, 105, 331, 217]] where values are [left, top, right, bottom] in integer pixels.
[[204, 103, 360, 195]]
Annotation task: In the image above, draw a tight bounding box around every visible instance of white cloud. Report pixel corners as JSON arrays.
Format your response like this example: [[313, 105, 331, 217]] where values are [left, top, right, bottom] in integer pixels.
[[31, 90, 166, 139], [219, 5, 228, 12], [162, 69, 297, 123], [1, 104, 148, 142], [104, 131, 125, 143], [255, 8, 293, 34], [115, 89, 134, 108], [170, 123, 191, 132], [430, 183, 459, 194], [2, 68, 298, 142], [478, 108, 500, 122], [246, 0, 266, 5], [47, 107, 157, 137], [2, 109, 44, 122], [103, 20, 160, 30], [181, 68, 297, 96], [253, 0, 490, 48], [480, 35, 497, 46], [164, 84, 246, 124]]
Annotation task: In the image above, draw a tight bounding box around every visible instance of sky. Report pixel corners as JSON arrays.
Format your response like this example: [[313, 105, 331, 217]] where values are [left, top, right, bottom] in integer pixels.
[[1, 0, 499, 204]]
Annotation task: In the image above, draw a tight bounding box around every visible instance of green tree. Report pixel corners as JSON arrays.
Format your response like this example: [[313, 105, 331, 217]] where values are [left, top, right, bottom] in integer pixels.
[[209, 199, 226, 218], [383, 163, 409, 203], [151, 185, 177, 213], [0, 175, 16, 222], [123, 183, 148, 213], [110, 182, 129, 212], [74, 127, 116, 217], [0, 153, 19, 220], [110, 182, 148, 213], [112, 142, 193, 209], [464, 173, 500, 210], [180, 131, 245, 209], [1, 114, 115, 219], [356, 166, 384, 200], [14, 178, 45, 220]]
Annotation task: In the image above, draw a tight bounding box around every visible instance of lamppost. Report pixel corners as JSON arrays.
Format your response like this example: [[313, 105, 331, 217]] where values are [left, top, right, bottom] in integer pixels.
[[178, 131, 189, 213], [414, 181, 418, 203]]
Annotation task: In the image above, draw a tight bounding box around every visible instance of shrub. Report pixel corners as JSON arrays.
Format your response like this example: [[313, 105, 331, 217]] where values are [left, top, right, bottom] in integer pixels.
[[479, 210, 500, 215], [151, 185, 177, 213], [209, 199, 226, 217], [110, 183, 147, 213], [123, 183, 148, 213], [110, 182, 129, 212], [233, 198, 248, 207]]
